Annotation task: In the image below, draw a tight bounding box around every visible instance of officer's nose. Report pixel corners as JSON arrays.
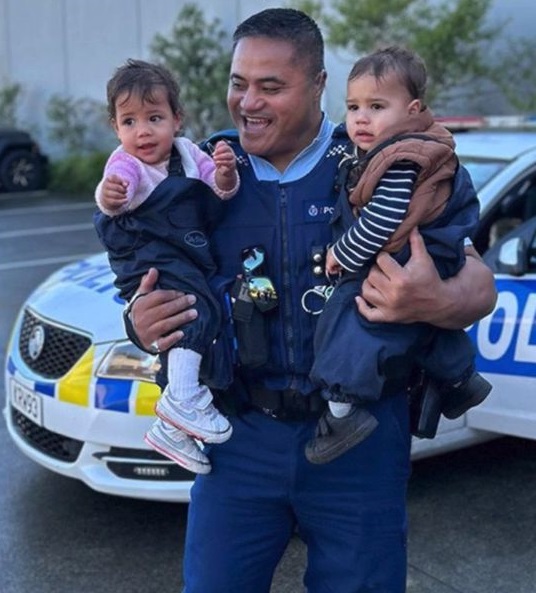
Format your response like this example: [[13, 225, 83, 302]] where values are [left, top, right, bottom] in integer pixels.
[[240, 88, 263, 111]]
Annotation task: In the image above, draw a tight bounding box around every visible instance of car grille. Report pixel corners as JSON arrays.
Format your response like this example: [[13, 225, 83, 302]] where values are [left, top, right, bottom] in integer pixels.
[[11, 408, 83, 462], [19, 308, 92, 379], [96, 447, 195, 482]]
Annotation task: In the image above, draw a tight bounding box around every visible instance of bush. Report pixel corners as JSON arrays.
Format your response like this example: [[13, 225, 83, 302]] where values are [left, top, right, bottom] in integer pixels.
[[0, 82, 22, 127], [151, 3, 232, 141], [46, 94, 113, 154], [45, 92, 114, 194], [48, 151, 109, 195]]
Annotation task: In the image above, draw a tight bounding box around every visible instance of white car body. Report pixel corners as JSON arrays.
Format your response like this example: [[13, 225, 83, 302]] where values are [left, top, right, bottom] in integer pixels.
[[5, 257, 191, 502], [4, 125, 536, 501]]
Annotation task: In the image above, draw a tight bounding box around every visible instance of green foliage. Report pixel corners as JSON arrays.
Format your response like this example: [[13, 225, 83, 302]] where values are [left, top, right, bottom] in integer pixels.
[[46, 94, 115, 193], [293, 0, 502, 111], [493, 38, 536, 114], [48, 151, 109, 194], [45, 3, 234, 194], [0, 82, 22, 127], [151, 3, 233, 141], [46, 94, 113, 154], [0, 82, 113, 194]]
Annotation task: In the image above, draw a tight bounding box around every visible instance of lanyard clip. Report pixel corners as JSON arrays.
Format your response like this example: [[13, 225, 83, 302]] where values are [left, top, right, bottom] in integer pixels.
[[301, 284, 334, 315]]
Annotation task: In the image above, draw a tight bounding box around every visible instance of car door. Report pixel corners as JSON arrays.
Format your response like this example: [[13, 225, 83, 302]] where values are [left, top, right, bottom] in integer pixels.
[[465, 217, 536, 438]]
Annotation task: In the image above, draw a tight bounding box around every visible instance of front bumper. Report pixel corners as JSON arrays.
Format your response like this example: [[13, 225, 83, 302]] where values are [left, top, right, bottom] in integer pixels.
[[4, 403, 194, 502]]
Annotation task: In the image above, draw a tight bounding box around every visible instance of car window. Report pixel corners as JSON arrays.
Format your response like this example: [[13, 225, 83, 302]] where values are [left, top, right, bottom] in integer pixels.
[[473, 168, 536, 254], [459, 158, 508, 191], [529, 228, 536, 271]]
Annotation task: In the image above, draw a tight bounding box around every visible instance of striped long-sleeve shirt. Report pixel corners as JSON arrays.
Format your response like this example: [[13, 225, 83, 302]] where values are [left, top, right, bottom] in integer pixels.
[[332, 161, 420, 273]]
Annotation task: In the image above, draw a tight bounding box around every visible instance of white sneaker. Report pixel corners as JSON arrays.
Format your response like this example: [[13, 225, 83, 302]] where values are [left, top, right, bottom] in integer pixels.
[[144, 418, 211, 475], [155, 386, 233, 444]]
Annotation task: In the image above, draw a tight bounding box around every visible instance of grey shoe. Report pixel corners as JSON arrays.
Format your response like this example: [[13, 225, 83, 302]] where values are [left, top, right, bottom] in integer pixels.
[[144, 418, 211, 475], [155, 386, 233, 444], [305, 407, 378, 464]]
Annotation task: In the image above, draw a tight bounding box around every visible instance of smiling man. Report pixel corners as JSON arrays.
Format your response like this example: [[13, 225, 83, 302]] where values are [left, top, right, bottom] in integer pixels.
[[126, 8, 496, 593], [227, 35, 325, 172]]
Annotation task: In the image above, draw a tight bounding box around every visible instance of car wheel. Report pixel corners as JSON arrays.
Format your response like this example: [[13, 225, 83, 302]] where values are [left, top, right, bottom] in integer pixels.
[[0, 149, 46, 192]]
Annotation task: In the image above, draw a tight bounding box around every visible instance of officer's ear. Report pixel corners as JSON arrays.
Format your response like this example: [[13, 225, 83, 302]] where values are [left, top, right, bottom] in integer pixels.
[[313, 69, 327, 99]]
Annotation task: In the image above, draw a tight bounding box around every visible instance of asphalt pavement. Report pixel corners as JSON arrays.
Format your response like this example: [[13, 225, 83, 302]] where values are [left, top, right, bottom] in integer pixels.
[[1, 190, 536, 593], [2, 429, 536, 593]]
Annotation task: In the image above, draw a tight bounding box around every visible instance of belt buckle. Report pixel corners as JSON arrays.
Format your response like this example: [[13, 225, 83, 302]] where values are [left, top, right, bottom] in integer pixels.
[[282, 391, 308, 421], [256, 390, 316, 421], [261, 406, 281, 420]]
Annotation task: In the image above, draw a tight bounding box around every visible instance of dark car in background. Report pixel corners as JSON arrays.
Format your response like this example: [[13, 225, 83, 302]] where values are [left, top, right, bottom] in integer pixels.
[[0, 128, 48, 192]]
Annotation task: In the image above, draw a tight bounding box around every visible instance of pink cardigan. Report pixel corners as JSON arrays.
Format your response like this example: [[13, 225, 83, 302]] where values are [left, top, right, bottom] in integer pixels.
[[95, 137, 238, 215]]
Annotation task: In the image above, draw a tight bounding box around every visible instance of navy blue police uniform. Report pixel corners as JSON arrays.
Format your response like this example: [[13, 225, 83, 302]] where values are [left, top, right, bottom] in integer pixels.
[[175, 122, 411, 593], [121, 121, 481, 592]]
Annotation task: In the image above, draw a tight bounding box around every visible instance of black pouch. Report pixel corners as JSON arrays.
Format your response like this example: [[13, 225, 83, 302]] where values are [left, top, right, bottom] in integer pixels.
[[407, 368, 442, 439], [230, 277, 270, 368]]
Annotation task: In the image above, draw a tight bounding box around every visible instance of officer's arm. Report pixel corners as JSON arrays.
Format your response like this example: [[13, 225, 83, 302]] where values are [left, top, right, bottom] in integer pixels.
[[124, 268, 198, 352], [357, 229, 497, 329]]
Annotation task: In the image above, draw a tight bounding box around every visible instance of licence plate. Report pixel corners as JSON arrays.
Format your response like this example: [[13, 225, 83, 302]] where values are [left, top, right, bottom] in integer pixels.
[[10, 379, 43, 426]]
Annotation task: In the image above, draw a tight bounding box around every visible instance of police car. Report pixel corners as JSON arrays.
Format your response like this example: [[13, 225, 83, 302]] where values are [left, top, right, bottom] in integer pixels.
[[4, 117, 536, 500], [413, 115, 536, 458]]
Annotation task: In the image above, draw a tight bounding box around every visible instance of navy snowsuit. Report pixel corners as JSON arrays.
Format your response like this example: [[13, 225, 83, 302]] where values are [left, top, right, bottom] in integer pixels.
[[94, 147, 225, 357], [309, 154, 481, 402]]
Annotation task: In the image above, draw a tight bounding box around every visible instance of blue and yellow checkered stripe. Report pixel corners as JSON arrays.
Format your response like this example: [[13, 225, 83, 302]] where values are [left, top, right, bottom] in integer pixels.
[[7, 348, 160, 416]]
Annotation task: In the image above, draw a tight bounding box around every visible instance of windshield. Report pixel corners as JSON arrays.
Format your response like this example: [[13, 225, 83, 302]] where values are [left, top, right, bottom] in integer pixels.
[[458, 158, 508, 191]]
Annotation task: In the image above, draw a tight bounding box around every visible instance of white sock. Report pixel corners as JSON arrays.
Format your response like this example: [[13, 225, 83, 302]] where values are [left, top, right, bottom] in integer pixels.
[[167, 347, 206, 403], [329, 401, 353, 418]]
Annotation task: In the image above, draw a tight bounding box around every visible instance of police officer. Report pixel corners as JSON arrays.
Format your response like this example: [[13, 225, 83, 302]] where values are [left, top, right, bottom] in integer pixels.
[[126, 9, 497, 593]]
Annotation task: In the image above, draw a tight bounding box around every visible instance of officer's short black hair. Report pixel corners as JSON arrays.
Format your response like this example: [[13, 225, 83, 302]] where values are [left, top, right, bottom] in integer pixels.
[[233, 8, 325, 80]]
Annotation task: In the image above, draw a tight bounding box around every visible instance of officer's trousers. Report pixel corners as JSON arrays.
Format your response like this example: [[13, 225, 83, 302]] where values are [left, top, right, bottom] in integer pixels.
[[183, 391, 411, 593]]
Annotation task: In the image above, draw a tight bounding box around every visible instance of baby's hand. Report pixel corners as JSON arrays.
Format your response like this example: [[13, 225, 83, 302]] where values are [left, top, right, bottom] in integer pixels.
[[212, 140, 236, 178], [101, 174, 129, 212], [326, 247, 343, 276]]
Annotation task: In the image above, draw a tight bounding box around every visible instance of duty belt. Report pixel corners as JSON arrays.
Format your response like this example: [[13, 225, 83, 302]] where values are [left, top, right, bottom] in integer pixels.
[[248, 385, 325, 421]]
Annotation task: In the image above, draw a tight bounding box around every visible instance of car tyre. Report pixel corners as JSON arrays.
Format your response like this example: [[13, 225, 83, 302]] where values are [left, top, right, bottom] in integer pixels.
[[0, 149, 46, 192]]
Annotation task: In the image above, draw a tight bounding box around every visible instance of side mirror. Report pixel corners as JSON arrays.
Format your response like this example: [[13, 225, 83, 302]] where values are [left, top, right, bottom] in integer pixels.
[[483, 216, 536, 275], [494, 237, 528, 276]]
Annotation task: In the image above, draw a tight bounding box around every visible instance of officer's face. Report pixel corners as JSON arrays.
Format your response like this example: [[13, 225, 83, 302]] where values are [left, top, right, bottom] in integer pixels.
[[228, 36, 325, 173]]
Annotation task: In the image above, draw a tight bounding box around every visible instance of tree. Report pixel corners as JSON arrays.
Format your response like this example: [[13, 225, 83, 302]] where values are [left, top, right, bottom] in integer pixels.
[[151, 4, 233, 141], [493, 38, 536, 114], [46, 94, 112, 154], [294, 0, 502, 112], [0, 82, 22, 127]]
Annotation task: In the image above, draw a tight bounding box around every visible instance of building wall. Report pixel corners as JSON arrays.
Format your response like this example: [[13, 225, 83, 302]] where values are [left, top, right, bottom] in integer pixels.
[[0, 0, 533, 155]]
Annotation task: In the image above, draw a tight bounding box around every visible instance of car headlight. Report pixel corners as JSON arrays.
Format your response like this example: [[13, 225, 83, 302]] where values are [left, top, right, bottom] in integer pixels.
[[96, 341, 161, 383]]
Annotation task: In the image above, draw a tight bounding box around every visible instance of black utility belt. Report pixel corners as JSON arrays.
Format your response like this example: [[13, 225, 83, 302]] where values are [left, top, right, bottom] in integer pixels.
[[248, 386, 325, 421]]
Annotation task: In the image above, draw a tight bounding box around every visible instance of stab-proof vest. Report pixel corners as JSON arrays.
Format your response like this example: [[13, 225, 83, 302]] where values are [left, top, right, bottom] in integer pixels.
[[206, 125, 350, 393]]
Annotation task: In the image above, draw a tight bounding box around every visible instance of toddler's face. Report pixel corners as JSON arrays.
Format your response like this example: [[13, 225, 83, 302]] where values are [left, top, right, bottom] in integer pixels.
[[345, 72, 421, 152], [113, 88, 180, 165]]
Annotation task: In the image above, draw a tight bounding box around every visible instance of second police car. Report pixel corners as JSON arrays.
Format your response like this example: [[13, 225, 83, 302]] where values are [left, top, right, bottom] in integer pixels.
[[4, 117, 536, 500]]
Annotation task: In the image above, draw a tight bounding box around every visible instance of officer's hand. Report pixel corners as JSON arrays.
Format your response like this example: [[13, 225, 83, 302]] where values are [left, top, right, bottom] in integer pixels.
[[131, 268, 198, 352], [357, 229, 441, 324]]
